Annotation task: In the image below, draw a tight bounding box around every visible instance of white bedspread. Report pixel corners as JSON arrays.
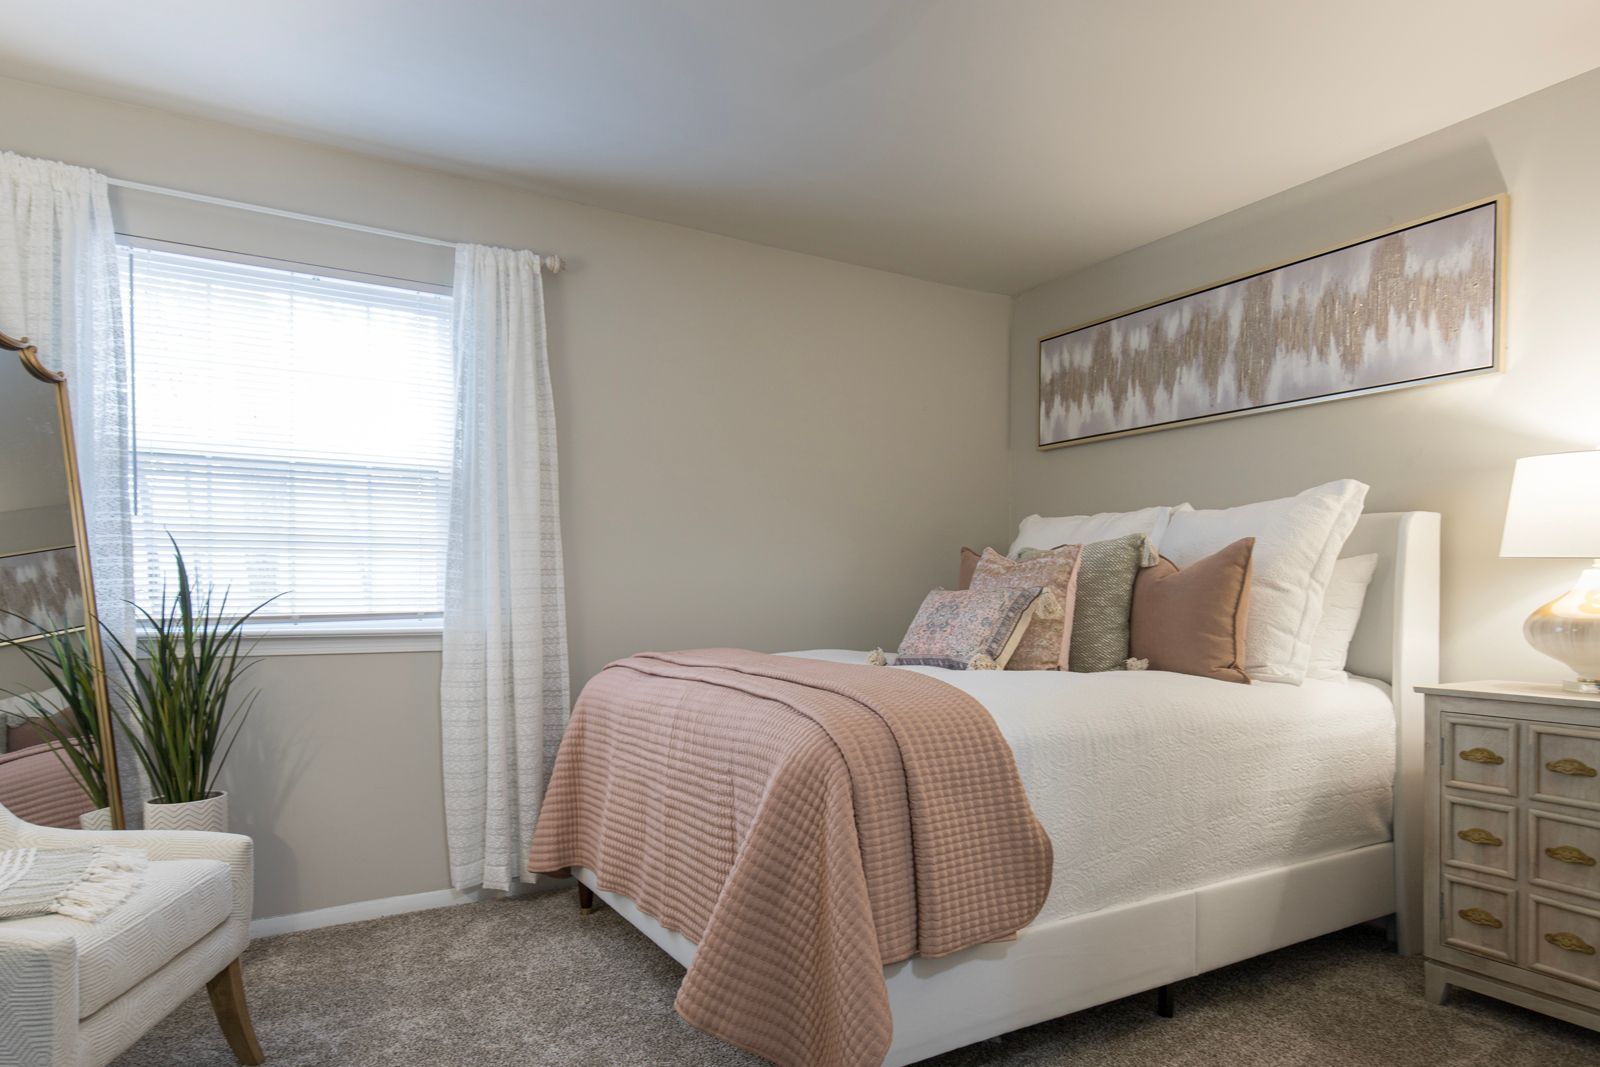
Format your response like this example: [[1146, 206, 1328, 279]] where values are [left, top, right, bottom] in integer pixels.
[[788, 652, 1396, 925]]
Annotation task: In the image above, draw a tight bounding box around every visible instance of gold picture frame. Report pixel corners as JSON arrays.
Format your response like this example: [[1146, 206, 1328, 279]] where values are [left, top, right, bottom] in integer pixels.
[[1037, 195, 1507, 449]]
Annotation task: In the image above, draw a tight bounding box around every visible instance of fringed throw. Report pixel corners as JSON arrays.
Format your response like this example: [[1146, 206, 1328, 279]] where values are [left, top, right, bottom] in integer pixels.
[[0, 846, 147, 922]]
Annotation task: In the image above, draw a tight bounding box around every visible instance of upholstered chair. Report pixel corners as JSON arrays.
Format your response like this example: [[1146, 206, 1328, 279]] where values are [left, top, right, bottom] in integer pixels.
[[0, 801, 263, 1066]]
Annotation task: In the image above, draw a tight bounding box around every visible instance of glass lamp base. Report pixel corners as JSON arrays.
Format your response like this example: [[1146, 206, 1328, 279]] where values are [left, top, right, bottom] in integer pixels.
[[1526, 566, 1600, 694]]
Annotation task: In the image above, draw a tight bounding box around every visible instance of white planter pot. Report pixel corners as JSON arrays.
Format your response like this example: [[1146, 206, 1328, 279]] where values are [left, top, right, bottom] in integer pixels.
[[79, 806, 114, 831], [144, 791, 229, 833]]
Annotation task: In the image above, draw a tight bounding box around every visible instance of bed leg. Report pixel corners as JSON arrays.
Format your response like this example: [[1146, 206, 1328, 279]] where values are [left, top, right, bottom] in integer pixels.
[[1156, 984, 1175, 1019], [577, 882, 595, 914]]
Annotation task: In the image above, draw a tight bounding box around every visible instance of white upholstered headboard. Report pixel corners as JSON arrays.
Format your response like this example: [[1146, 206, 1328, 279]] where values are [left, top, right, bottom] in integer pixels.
[[1341, 510, 1440, 955]]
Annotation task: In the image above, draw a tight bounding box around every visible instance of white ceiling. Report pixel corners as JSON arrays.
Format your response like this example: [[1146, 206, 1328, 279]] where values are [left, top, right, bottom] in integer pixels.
[[3, 1, 1599, 293]]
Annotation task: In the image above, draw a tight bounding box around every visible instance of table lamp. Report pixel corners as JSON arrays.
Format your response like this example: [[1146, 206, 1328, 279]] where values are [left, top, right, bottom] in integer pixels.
[[1501, 450, 1600, 692]]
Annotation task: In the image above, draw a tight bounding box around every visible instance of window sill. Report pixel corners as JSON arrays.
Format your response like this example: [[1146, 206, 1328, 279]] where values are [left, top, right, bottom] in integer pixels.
[[239, 620, 443, 657]]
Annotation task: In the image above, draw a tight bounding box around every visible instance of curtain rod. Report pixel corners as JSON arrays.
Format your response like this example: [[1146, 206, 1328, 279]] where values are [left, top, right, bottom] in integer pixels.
[[103, 177, 564, 274]]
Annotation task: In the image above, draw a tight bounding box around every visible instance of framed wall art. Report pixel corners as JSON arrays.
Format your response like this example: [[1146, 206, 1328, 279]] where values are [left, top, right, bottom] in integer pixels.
[[1038, 196, 1505, 448], [0, 544, 86, 643]]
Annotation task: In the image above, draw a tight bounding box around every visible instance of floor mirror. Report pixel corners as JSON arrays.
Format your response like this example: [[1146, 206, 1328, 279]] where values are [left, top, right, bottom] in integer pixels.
[[0, 329, 124, 829]]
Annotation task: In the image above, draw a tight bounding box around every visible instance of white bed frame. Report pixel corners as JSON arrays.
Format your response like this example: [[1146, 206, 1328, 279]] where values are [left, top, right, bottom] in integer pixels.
[[574, 511, 1441, 1065]]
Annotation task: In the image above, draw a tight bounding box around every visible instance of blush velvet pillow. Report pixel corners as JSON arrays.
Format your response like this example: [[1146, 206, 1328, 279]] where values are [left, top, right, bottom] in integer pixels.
[[1130, 537, 1254, 684], [968, 545, 1082, 670], [897, 586, 1055, 670]]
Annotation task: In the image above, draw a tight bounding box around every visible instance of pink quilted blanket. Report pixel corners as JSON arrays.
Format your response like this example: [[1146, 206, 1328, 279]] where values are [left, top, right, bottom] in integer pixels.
[[527, 649, 1052, 1066]]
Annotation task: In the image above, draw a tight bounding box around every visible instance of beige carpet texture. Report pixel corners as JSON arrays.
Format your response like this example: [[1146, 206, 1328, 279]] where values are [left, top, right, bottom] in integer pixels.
[[113, 891, 1600, 1066]]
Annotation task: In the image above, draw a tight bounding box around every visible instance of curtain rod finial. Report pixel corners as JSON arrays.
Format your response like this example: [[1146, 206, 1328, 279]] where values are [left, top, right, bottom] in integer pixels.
[[543, 254, 564, 274]]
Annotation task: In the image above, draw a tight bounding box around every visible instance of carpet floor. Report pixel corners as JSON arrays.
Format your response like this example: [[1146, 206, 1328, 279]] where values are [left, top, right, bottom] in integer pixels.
[[114, 891, 1600, 1066]]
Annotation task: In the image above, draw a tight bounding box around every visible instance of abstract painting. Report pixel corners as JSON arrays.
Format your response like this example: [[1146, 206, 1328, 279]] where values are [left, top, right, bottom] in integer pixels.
[[1038, 199, 1502, 448], [0, 546, 85, 643]]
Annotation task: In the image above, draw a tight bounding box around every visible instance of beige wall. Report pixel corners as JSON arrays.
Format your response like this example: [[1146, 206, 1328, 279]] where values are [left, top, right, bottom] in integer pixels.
[[11, 61, 1590, 921], [0, 76, 1012, 918], [1009, 67, 1600, 686]]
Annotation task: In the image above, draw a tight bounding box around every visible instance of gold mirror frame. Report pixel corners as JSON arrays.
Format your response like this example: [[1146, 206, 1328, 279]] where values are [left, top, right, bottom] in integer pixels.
[[0, 329, 124, 829]]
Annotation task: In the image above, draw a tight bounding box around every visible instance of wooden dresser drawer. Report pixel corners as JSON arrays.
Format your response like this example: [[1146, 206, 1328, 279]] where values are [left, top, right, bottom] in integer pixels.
[[1445, 796, 1516, 879], [1528, 894, 1600, 991], [1531, 808, 1600, 902], [1424, 686, 1600, 1034], [1444, 875, 1517, 963], [1531, 725, 1600, 812], [1444, 714, 1518, 796]]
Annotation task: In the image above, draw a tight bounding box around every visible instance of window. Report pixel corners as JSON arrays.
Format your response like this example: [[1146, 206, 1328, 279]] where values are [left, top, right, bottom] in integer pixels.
[[119, 244, 454, 634]]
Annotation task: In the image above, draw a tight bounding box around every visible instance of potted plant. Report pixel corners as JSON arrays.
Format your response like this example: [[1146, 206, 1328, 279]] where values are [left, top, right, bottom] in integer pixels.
[[1, 622, 116, 829], [104, 539, 277, 833]]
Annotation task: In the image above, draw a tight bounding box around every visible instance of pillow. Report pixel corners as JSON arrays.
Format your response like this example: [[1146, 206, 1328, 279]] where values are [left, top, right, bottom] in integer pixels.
[[897, 586, 1055, 671], [1307, 553, 1379, 680], [968, 545, 1083, 670], [0, 742, 95, 828], [1008, 505, 1178, 561], [1160, 480, 1367, 684], [1130, 538, 1254, 684], [958, 546, 982, 591], [1018, 533, 1147, 673], [2, 688, 62, 753]]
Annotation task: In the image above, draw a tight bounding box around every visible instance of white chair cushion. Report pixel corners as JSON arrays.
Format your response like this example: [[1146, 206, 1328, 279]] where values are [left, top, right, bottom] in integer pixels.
[[0, 857, 231, 1018]]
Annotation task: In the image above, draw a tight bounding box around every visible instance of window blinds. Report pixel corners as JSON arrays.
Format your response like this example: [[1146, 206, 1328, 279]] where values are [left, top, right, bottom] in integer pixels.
[[119, 244, 454, 623]]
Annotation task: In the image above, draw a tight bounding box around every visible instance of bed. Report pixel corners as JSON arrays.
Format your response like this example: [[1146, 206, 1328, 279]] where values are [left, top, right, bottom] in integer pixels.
[[560, 511, 1440, 1065]]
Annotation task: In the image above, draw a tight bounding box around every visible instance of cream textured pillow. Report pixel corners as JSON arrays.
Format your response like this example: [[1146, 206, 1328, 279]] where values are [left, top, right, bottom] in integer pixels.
[[969, 545, 1082, 670], [1307, 553, 1379, 680], [1008, 506, 1176, 562], [1161, 480, 1367, 685], [896, 586, 1055, 670]]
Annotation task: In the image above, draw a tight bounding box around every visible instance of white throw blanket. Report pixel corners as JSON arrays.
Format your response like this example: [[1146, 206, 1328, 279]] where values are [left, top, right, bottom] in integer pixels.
[[0, 846, 146, 922]]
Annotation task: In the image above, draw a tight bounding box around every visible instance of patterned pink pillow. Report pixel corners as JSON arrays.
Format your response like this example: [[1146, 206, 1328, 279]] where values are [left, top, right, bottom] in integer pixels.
[[897, 586, 1051, 670], [968, 545, 1082, 669]]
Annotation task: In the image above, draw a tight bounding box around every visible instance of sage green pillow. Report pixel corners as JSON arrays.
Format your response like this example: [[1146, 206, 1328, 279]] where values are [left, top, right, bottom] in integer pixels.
[[1019, 532, 1146, 672]]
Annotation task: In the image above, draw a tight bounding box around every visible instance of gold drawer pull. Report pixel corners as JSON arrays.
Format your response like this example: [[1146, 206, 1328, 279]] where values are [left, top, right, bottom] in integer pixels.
[[1458, 907, 1503, 929], [1457, 828, 1504, 847], [1545, 932, 1597, 955], [1547, 758, 1598, 778], [1546, 845, 1598, 867], [1460, 747, 1505, 766]]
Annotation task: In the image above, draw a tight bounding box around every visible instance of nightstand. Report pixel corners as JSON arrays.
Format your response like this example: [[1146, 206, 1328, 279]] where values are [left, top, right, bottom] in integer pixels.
[[1419, 681, 1600, 1032]]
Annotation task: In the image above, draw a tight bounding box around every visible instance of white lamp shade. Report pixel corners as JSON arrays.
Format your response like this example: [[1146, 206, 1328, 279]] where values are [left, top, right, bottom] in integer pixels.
[[1500, 450, 1600, 558]]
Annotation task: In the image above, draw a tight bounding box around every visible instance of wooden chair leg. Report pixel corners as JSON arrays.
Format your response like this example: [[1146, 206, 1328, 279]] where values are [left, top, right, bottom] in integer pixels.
[[577, 882, 595, 914], [207, 957, 266, 1065]]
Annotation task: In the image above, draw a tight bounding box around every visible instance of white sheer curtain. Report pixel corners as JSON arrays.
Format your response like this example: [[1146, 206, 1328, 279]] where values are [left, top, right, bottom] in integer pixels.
[[441, 243, 570, 891], [0, 151, 141, 820]]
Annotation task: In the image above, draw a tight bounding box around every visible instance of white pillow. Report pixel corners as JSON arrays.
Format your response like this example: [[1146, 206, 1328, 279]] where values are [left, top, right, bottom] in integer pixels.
[[1009, 504, 1182, 561], [1307, 554, 1379, 680], [1161, 480, 1368, 684]]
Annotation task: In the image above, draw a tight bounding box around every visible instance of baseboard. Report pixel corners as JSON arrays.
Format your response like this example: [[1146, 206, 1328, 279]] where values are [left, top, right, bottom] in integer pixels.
[[250, 878, 557, 939]]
